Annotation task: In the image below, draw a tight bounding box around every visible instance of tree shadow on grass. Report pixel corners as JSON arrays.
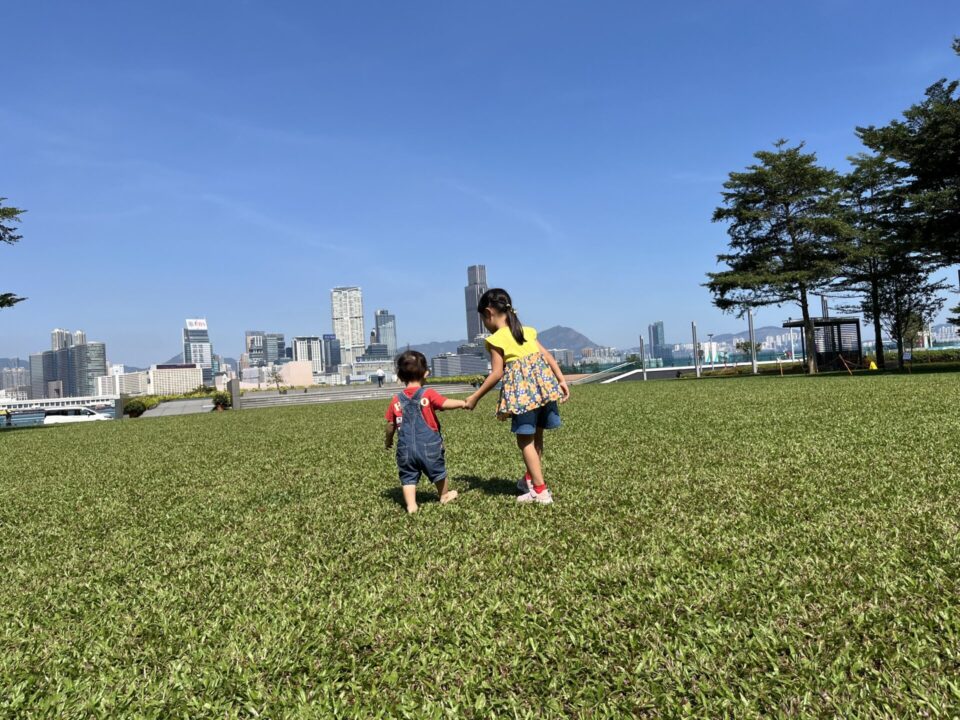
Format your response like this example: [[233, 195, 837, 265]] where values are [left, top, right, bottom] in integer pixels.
[[456, 476, 519, 497]]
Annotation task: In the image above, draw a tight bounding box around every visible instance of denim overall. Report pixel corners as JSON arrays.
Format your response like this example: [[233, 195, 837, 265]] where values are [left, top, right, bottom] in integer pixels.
[[396, 387, 447, 486]]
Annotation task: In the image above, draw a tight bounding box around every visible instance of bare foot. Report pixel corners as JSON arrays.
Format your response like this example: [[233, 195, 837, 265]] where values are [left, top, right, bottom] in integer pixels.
[[439, 490, 459, 505]]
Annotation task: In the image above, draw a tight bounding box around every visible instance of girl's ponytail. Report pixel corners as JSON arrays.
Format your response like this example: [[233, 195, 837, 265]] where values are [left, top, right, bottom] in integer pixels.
[[478, 288, 525, 345]]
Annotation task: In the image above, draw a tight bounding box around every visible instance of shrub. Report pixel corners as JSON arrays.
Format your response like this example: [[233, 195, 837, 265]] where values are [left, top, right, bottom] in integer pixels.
[[124, 399, 147, 418], [426, 374, 485, 386], [211, 391, 232, 409]]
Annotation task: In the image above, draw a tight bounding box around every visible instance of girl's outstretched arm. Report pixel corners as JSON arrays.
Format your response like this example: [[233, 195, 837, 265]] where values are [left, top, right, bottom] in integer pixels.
[[465, 348, 504, 410], [537, 342, 570, 402]]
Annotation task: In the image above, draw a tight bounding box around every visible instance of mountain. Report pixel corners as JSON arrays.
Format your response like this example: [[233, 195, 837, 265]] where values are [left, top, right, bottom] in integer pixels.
[[0, 358, 29, 370], [162, 353, 184, 365], [537, 326, 599, 352], [406, 340, 468, 358]]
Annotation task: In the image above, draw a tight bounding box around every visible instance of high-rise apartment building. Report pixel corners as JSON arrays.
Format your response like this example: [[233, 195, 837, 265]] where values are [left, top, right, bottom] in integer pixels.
[[464, 265, 488, 343], [51, 328, 73, 351], [72, 330, 87, 347], [292, 336, 324, 374], [1, 366, 28, 392], [374, 309, 398, 358], [331, 287, 365, 365], [183, 318, 214, 386]]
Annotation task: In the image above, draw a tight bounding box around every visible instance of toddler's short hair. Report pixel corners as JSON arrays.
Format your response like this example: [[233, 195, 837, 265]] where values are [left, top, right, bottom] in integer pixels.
[[396, 350, 429, 383]]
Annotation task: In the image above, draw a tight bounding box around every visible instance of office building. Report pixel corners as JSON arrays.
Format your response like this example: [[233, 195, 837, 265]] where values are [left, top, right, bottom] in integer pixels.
[[265, 333, 286, 365], [182, 318, 214, 385], [322, 334, 342, 370], [648, 321, 666, 358], [245, 331, 266, 366], [292, 336, 324, 374], [28, 341, 107, 399], [464, 265, 489, 343], [331, 286, 365, 365], [361, 343, 390, 361], [457, 342, 486, 357], [374, 309, 398, 358], [431, 353, 489, 377], [150, 364, 204, 395]]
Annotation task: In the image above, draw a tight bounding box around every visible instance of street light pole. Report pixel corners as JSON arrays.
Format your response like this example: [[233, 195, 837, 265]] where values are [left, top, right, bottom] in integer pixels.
[[691, 321, 701, 379], [748, 308, 758, 375], [638, 336, 647, 381]]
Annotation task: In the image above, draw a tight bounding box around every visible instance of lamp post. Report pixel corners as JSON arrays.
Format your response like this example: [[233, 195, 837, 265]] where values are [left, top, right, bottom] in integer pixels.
[[707, 333, 715, 370]]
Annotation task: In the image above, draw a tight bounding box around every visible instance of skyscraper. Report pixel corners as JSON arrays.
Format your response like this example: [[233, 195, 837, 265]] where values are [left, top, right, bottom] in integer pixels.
[[264, 333, 286, 365], [374, 309, 397, 358], [464, 265, 488, 343], [322, 334, 341, 370], [331, 287, 365, 365], [648, 321, 666, 358], [72, 330, 87, 347], [183, 318, 214, 386], [29, 342, 107, 398]]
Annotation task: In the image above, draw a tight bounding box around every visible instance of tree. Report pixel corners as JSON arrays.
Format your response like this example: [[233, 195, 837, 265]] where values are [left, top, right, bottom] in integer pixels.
[[706, 141, 853, 374], [0, 198, 27, 310], [867, 254, 948, 369], [949, 303, 960, 328], [835, 153, 907, 370], [269, 366, 283, 392], [734, 339, 761, 355], [857, 41, 960, 265]]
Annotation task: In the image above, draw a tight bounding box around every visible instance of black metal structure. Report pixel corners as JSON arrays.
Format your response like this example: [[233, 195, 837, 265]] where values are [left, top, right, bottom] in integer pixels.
[[783, 317, 863, 371]]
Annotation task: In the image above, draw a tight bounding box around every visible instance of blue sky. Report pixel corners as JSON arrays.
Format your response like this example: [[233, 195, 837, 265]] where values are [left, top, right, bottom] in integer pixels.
[[2, 1, 958, 365]]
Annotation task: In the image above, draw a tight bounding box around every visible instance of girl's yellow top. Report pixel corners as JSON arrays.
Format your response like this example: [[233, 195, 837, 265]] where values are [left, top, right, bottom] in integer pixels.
[[485, 326, 539, 363]]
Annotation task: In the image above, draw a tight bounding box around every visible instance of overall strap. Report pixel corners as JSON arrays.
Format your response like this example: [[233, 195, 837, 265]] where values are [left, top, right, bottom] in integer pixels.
[[397, 386, 427, 412]]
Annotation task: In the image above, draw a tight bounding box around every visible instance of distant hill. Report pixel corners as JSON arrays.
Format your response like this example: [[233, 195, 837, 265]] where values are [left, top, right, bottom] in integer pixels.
[[406, 340, 468, 358], [0, 357, 29, 370], [538, 326, 599, 352]]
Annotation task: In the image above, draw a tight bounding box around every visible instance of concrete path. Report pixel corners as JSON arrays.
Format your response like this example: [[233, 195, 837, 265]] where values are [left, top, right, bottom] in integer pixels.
[[142, 399, 214, 417]]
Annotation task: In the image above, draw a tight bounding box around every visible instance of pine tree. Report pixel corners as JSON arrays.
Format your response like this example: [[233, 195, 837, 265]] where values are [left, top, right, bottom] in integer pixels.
[[0, 198, 27, 310], [706, 141, 853, 374]]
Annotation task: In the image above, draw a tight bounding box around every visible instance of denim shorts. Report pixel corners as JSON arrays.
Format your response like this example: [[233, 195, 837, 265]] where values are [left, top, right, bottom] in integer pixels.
[[511, 401, 562, 435], [397, 438, 447, 486]]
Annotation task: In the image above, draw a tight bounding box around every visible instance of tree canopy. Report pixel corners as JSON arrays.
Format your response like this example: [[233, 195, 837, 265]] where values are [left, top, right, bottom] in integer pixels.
[[0, 198, 27, 310]]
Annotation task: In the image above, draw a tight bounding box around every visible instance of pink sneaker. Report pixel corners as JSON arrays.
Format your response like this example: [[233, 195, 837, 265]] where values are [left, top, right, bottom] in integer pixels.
[[517, 487, 553, 505]]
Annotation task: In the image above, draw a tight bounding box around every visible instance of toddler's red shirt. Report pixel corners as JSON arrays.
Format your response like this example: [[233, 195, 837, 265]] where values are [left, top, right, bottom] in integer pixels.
[[385, 387, 448, 432]]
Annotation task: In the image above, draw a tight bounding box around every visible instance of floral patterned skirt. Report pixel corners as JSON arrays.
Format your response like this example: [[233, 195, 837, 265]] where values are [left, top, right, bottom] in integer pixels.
[[497, 352, 563, 419]]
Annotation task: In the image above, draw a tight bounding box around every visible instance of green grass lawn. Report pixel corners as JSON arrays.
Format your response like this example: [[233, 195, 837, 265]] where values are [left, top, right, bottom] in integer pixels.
[[2, 375, 959, 718]]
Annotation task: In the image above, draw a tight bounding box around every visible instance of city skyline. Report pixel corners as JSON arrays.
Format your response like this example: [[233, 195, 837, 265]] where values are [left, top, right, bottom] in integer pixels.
[[4, 3, 958, 366]]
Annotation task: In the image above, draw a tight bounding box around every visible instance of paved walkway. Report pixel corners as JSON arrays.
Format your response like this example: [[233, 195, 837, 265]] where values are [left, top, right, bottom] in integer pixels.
[[142, 399, 214, 417]]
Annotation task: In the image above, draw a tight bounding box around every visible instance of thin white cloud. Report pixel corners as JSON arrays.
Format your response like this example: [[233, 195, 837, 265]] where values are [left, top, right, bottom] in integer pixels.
[[443, 178, 561, 240]]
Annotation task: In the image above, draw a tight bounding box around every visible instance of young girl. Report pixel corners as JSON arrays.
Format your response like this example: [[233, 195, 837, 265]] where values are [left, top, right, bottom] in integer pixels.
[[464, 288, 570, 504]]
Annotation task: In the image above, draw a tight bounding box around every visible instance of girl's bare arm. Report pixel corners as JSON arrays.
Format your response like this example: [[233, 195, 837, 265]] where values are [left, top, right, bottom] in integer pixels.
[[465, 348, 504, 409], [537, 342, 570, 402]]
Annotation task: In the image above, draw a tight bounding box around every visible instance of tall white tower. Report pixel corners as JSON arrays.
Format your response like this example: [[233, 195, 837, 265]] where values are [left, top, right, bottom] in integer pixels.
[[331, 287, 365, 366]]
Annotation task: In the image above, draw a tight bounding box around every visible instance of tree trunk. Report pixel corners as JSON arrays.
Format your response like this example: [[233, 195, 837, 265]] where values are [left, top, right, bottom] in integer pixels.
[[799, 286, 818, 374], [870, 276, 885, 370], [896, 330, 904, 370]]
